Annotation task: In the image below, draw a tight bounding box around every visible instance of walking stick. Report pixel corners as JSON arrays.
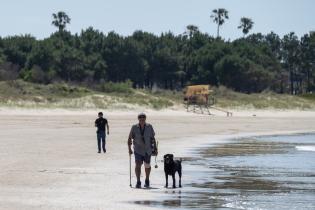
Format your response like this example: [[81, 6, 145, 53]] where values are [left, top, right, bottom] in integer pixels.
[[129, 154, 132, 187]]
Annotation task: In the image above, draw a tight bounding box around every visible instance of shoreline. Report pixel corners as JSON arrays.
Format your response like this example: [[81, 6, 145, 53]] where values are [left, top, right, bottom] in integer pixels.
[[172, 130, 315, 157], [179, 132, 315, 210]]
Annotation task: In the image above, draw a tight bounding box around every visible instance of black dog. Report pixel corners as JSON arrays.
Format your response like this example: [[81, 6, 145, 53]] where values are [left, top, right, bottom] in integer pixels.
[[163, 154, 182, 188]]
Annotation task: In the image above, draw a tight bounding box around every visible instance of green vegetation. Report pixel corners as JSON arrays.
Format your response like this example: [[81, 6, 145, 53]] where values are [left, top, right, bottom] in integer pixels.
[[0, 80, 175, 109], [213, 86, 315, 109], [98, 80, 133, 94], [238, 17, 254, 37], [0, 80, 314, 110], [211, 8, 229, 38], [0, 9, 314, 97], [300, 93, 315, 101], [0, 9, 314, 111]]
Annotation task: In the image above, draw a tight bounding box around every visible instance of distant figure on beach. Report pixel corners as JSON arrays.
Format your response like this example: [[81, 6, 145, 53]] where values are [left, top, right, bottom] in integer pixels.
[[128, 113, 158, 188], [95, 112, 109, 153]]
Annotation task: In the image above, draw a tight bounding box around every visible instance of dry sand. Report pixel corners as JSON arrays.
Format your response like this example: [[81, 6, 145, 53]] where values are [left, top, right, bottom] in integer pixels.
[[1, 109, 315, 210]]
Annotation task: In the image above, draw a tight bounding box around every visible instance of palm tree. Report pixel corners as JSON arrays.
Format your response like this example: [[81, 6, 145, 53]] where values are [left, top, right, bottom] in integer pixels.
[[238, 17, 254, 37], [52, 11, 71, 32], [185, 25, 199, 38], [210, 8, 229, 38]]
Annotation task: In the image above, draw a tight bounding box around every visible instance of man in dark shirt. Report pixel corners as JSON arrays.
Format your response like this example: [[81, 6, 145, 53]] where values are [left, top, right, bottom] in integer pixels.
[[95, 112, 109, 153]]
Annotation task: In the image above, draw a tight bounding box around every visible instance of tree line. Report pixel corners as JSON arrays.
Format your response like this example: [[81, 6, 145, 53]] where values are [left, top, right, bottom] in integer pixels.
[[0, 10, 314, 94]]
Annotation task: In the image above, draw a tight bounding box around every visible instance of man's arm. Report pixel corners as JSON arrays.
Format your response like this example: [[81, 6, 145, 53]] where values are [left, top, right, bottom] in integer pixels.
[[151, 125, 158, 155], [106, 122, 109, 135], [151, 136, 158, 155], [128, 127, 133, 154]]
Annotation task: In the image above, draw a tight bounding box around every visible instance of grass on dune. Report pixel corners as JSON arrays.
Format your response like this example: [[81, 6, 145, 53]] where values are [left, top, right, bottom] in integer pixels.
[[213, 86, 315, 110], [0, 80, 314, 110], [0, 80, 175, 109]]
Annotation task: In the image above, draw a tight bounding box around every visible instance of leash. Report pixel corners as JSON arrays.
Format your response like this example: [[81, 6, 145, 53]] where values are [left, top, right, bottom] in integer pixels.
[[154, 141, 159, 168], [129, 154, 132, 187], [154, 156, 158, 168]]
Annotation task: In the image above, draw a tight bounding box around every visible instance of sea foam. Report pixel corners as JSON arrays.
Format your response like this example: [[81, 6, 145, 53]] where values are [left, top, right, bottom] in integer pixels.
[[296, 146, 315, 152]]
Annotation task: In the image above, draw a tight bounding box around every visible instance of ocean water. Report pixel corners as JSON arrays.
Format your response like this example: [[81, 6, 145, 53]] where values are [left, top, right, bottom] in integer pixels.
[[134, 133, 315, 210]]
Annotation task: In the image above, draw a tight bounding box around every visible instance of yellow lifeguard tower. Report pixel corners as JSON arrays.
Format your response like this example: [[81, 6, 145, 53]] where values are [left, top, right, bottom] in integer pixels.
[[184, 85, 232, 116]]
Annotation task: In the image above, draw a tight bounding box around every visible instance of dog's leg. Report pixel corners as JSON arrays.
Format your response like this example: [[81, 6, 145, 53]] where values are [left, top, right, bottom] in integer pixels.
[[172, 174, 176, 188], [165, 173, 168, 188], [178, 170, 182, 188]]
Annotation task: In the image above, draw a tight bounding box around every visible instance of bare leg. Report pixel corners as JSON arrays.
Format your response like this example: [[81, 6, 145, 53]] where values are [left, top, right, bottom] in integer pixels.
[[135, 161, 142, 182], [145, 167, 151, 181]]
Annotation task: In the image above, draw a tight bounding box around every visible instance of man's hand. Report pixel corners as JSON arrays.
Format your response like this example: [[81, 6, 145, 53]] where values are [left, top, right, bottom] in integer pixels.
[[152, 138, 158, 156], [152, 148, 158, 156], [128, 137, 133, 155], [129, 149, 133, 155]]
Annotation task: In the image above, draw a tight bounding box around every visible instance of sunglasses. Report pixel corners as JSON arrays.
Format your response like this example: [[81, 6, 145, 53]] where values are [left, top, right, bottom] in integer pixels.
[[138, 116, 146, 119]]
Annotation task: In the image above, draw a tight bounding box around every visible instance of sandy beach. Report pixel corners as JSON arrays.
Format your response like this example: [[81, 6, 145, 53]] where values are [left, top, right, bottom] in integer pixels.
[[1, 109, 315, 210]]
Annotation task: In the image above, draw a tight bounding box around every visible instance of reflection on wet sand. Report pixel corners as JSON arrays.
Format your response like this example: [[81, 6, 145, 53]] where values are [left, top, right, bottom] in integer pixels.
[[200, 138, 291, 157]]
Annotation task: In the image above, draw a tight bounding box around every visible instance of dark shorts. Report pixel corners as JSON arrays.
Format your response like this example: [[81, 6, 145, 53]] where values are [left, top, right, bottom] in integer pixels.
[[134, 152, 151, 164]]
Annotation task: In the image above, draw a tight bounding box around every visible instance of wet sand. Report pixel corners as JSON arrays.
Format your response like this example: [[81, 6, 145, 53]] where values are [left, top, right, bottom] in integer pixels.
[[158, 134, 315, 210], [1, 109, 315, 210]]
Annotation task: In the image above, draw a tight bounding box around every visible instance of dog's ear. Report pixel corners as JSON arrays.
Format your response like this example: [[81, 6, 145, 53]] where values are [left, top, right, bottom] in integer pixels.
[[163, 154, 167, 158], [170, 154, 174, 159]]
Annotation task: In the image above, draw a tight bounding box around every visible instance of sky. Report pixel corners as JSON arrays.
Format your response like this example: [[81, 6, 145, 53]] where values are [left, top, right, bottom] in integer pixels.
[[0, 0, 314, 40]]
